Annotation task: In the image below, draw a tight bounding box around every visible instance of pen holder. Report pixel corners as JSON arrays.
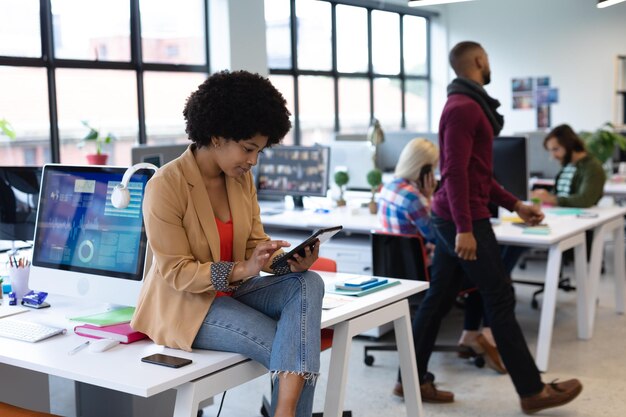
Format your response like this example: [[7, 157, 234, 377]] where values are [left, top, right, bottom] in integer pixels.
[[8, 266, 30, 301]]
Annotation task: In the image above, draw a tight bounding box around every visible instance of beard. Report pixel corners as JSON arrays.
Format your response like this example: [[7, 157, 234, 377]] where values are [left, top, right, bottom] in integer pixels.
[[482, 69, 491, 85], [561, 149, 573, 166]]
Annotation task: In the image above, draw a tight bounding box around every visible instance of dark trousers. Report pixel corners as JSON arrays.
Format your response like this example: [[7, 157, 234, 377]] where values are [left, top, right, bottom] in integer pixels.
[[412, 215, 544, 397]]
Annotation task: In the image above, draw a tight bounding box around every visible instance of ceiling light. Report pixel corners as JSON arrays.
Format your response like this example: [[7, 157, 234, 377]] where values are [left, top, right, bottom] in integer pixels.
[[597, 0, 626, 7], [408, 0, 475, 6]]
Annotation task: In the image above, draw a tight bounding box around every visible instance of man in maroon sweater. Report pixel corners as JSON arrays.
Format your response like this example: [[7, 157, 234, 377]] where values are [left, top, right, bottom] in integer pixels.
[[409, 41, 582, 414]]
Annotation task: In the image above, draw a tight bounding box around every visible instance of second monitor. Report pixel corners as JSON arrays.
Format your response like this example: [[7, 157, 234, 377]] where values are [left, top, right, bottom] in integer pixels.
[[255, 145, 330, 209]]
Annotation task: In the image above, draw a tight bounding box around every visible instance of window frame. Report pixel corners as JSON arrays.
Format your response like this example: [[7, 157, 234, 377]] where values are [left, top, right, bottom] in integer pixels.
[[267, 0, 436, 145], [0, 0, 211, 163]]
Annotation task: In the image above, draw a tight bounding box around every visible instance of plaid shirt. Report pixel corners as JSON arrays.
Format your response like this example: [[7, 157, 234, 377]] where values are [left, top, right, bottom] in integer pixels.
[[378, 177, 434, 242]]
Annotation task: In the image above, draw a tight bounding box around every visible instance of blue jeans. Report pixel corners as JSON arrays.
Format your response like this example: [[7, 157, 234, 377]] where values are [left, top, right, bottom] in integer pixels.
[[413, 215, 543, 397], [192, 271, 325, 417]]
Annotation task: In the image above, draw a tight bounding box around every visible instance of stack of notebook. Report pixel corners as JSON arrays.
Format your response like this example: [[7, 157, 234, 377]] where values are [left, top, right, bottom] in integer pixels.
[[330, 277, 400, 296], [70, 307, 148, 344]]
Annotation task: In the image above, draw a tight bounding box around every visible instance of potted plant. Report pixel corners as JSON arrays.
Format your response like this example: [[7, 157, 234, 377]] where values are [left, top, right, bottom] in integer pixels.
[[0, 118, 16, 139], [579, 122, 626, 174], [366, 168, 383, 214], [79, 120, 116, 165], [334, 170, 349, 207]]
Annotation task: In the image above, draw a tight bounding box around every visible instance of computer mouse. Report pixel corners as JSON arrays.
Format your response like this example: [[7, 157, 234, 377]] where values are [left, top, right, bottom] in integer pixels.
[[89, 338, 120, 353]]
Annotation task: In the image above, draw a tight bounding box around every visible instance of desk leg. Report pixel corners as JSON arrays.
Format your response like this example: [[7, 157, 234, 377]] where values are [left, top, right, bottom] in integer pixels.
[[573, 240, 590, 340], [535, 246, 563, 372], [612, 219, 625, 315], [324, 321, 353, 417], [323, 300, 422, 417], [393, 301, 423, 417]]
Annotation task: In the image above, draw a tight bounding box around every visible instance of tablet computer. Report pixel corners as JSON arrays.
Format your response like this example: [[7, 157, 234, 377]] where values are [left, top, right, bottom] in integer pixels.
[[270, 225, 343, 269]]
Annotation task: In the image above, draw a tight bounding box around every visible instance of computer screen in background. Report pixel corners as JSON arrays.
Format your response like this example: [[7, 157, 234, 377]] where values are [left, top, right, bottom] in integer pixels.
[[375, 131, 440, 174], [30, 165, 155, 308], [0, 166, 42, 244], [328, 140, 375, 191], [492, 137, 529, 216], [131, 143, 188, 167], [255, 146, 330, 209]]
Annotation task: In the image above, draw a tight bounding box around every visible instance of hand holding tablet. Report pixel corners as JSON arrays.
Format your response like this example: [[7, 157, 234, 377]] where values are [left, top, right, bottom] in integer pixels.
[[270, 226, 343, 269]]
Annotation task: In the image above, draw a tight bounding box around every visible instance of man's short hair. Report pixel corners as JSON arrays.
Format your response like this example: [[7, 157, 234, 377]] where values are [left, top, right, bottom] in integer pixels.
[[449, 41, 483, 74]]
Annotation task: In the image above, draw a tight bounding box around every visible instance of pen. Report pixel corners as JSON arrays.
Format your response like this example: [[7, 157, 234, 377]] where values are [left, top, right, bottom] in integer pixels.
[[68, 340, 90, 355]]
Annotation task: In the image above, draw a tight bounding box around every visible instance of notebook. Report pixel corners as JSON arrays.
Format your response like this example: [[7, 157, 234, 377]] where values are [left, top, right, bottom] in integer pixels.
[[73, 322, 147, 344]]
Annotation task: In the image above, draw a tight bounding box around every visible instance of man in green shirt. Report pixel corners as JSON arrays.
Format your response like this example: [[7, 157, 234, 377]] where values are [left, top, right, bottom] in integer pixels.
[[531, 124, 606, 207]]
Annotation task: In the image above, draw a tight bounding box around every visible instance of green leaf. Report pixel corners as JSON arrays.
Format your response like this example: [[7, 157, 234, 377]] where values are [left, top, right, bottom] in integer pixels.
[[334, 170, 349, 186], [0, 118, 16, 139]]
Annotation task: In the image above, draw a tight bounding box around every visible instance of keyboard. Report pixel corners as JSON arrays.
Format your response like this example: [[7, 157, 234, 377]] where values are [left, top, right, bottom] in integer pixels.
[[0, 319, 66, 342]]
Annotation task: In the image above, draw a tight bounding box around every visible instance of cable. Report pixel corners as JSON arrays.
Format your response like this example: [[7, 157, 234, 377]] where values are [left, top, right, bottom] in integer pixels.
[[215, 390, 227, 417]]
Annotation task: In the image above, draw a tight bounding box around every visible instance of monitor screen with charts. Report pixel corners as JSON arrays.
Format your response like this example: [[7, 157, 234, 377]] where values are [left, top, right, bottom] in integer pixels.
[[0, 166, 42, 243], [30, 165, 155, 307], [255, 146, 330, 208]]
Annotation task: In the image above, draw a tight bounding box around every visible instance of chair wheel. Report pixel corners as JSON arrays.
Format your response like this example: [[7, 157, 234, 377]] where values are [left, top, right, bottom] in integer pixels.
[[531, 299, 539, 310], [197, 410, 203, 417], [260, 405, 270, 417], [364, 355, 375, 366], [474, 356, 485, 368]]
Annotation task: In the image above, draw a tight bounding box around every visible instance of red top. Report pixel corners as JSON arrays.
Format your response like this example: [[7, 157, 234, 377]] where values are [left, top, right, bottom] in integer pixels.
[[215, 216, 233, 297], [432, 94, 518, 233]]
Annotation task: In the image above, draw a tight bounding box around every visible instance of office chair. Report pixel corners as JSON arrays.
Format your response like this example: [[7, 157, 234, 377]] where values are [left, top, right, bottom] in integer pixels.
[[260, 257, 352, 417], [514, 228, 600, 309], [363, 231, 480, 367], [0, 402, 61, 417]]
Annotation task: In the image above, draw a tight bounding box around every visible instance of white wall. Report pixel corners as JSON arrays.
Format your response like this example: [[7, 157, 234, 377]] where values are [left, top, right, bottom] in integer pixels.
[[426, 0, 626, 134]]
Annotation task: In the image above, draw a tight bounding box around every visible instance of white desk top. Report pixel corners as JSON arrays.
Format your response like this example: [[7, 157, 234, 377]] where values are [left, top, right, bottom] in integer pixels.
[[262, 203, 626, 247], [0, 273, 426, 398], [493, 205, 626, 246]]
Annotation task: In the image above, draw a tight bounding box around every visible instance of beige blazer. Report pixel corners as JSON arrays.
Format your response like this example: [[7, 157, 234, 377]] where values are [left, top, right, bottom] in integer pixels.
[[131, 145, 275, 351]]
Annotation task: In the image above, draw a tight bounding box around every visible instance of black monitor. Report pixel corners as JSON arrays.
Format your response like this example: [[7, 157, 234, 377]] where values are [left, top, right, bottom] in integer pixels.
[[0, 166, 42, 243], [375, 131, 439, 173], [131, 143, 188, 167], [492, 136, 529, 202], [255, 145, 330, 209]]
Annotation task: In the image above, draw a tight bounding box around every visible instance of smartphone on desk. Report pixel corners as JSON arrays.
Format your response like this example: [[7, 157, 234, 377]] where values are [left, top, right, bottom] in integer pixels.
[[141, 353, 192, 368]]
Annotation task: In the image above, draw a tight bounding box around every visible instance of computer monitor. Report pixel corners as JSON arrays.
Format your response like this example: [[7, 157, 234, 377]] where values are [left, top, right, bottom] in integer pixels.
[[255, 145, 330, 209], [515, 130, 561, 179], [375, 131, 439, 173], [328, 140, 375, 191], [492, 136, 529, 202], [0, 166, 42, 243], [29, 164, 155, 307], [131, 143, 188, 167]]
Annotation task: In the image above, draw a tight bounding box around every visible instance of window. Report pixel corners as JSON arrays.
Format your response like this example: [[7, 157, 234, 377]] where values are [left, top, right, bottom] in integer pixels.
[[0, 0, 209, 166], [265, 0, 433, 145]]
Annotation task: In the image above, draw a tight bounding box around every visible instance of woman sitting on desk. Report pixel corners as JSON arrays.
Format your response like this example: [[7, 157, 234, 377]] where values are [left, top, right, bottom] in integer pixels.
[[131, 70, 324, 417], [377, 138, 506, 402]]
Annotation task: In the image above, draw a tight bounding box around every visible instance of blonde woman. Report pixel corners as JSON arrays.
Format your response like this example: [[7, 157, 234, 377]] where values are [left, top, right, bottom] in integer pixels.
[[378, 138, 505, 403]]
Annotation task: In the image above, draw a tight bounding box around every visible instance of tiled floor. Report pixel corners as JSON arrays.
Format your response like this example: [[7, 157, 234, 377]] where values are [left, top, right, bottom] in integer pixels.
[[50, 243, 626, 417]]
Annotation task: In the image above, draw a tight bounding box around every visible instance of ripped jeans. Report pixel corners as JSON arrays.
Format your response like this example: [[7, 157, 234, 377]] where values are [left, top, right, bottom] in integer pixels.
[[192, 271, 325, 417]]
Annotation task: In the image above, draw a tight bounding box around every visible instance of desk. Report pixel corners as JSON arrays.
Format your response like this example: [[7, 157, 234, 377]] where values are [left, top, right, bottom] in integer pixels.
[[0, 273, 427, 417], [262, 204, 626, 372], [495, 206, 626, 370]]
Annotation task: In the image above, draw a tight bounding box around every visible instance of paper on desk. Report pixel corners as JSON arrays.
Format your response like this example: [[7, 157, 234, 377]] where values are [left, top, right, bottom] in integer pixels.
[[0, 304, 29, 319], [322, 293, 354, 309]]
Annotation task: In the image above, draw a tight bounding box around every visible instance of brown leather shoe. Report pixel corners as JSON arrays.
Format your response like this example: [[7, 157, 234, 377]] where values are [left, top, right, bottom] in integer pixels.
[[393, 381, 454, 403], [475, 334, 507, 374], [520, 379, 583, 415]]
